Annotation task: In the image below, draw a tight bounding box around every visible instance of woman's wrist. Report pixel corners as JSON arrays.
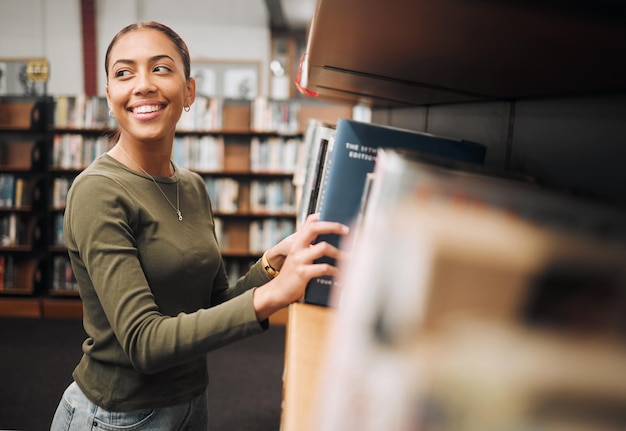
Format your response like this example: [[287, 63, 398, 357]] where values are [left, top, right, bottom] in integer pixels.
[[262, 250, 281, 278], [265, 245, 288, 271], [252, 283, 281, 321]]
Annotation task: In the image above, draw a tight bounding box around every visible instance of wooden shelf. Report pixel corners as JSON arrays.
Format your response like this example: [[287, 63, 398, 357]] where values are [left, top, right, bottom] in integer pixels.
[[194, 170, 294, 177], [0, 99, 40, 129], [47, 289, 79, 297], [300, 0, 626, 106], [41, 297, 82, 319], [53, 127, 302, 138], [213, 211, 296, 218], [0, 297, 41, 318], [0, 206, 34, 213], [220, 250, 260, 258], [52, 127, 115, 135], [270, 306, 289, 325], [281, 303, 335, 431]]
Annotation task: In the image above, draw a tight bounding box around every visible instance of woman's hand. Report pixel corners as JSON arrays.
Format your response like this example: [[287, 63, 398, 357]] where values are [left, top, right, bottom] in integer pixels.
[[252, 213, 349, 321]]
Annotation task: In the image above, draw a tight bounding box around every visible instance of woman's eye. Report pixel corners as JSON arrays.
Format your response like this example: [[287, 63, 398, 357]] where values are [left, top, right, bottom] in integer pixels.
[[154, 65, 171, 73], [115, 69, 132, 78]]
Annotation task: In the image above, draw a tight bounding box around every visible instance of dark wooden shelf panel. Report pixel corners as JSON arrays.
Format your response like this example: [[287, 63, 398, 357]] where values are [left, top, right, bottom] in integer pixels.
[[41, 297, 82, 319], [194, 169, 295, 177], [0, 297, 41, 318], [300, 0, 626, 107], [0, 206, 34, 213], [213, 211, 296, 218], [220, 250, 262, 259], [47, 289, 79, 297], [0, 245, 33, 252]]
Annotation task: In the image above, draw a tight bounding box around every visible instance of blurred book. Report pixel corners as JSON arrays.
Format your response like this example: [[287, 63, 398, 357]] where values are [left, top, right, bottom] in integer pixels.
[[360, 148, 626, 244], [312, 198, 626, 431]]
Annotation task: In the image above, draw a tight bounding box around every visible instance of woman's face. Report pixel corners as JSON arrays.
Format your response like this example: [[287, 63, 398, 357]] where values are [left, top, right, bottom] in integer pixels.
[[106, 28, 195, 145]]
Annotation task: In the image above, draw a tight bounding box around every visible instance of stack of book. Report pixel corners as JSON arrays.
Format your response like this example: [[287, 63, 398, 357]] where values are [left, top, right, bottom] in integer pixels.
[[0, 174, 33, 208], [311, 195, 626, 431], [54, 95, 116, 129], [51, 134, 113, 169], [291, 119, 626, 429], [172, 135, 225, 171], [296, 118, 487, 306]]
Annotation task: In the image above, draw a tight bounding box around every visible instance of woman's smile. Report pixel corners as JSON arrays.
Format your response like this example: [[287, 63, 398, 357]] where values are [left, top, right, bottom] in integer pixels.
[[130, 104, 165, 114]]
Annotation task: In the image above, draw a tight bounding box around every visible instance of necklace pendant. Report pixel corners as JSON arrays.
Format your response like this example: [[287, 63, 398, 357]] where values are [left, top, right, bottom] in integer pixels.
[[177, 210, 183, 222]]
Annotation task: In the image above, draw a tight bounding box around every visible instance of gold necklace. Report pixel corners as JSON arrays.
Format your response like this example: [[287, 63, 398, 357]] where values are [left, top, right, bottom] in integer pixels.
[[118, 145, 183, 222]]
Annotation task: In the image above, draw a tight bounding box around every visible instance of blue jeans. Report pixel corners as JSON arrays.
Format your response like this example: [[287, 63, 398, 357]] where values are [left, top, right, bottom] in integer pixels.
[[50, 381, 208, 430]]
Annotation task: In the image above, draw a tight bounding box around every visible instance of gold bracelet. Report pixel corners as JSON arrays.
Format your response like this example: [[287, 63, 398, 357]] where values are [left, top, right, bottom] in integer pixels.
[[262, 250, 280, 278]]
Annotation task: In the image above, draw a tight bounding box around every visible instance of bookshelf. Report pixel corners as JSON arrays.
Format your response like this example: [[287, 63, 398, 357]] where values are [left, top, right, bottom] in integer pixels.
[[298, 0, 626, 205], [282, 1, 626, 429], [0, 96, 52, 316], [282, 302, 334, 431], [0, 94, 351, 318]]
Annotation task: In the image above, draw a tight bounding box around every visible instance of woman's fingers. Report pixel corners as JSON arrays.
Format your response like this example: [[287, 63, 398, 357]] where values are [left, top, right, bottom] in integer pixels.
[[304, 212, 320, 223], [294, 219, 350, 249], [304, 239, 346, 263], [280, 239, 347, 284]]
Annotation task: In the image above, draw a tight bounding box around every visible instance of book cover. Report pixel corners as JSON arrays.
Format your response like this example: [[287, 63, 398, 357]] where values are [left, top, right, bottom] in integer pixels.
[[304, 118, 487, 306], [0, 174, 15, 207], [14, 177, 33, 207]]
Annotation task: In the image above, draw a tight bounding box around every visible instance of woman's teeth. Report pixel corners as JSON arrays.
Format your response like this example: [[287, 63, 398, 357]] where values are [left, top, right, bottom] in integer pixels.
[[133, 105, 162, 114]]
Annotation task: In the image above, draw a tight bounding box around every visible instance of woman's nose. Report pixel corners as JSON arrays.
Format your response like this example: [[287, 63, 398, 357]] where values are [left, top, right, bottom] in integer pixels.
[[134, 70, 156, 94]]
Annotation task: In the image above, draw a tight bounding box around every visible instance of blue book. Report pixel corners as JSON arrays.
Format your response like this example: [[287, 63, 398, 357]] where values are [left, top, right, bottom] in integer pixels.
[[0, 174, 15, 208], [305, 118, 487, 306]]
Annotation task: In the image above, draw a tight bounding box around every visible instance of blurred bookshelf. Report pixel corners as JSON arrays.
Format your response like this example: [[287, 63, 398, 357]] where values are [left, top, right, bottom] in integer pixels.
[[0, 94, 352, 319]]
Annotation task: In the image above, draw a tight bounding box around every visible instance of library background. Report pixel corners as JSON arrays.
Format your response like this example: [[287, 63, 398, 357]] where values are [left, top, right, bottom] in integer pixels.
[[2, 0, 626, 430]]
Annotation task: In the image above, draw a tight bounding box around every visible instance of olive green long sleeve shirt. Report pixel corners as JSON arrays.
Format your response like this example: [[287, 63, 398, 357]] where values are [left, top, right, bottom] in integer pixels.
[[64, 154, 270, 411]]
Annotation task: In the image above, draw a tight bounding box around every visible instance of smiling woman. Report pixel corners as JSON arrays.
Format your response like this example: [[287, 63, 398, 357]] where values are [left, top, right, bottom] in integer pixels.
[[49, 20, 349, 431], [105, 23, 195, 171]]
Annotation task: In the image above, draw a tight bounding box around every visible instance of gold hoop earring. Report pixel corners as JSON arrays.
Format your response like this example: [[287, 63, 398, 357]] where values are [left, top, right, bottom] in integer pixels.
[[184, 105, 191, 112]]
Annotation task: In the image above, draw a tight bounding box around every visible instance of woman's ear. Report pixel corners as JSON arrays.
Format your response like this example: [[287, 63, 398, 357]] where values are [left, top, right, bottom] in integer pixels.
[[105, 86, 114, 116], [105, 85, 111, 108], [185, 76, 196, 107]]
